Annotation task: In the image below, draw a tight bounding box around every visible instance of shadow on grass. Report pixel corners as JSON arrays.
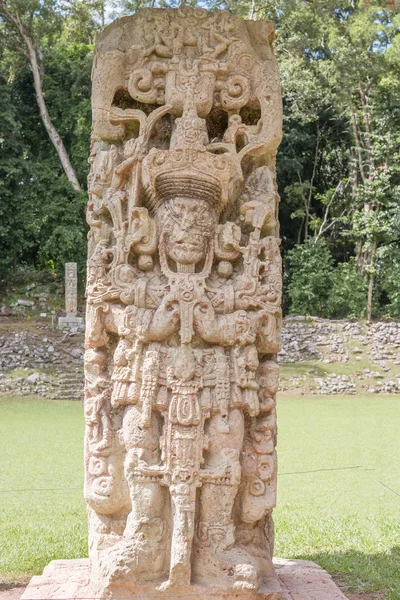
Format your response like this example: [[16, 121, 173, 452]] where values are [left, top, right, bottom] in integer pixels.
[[294, 546, 400, 599]]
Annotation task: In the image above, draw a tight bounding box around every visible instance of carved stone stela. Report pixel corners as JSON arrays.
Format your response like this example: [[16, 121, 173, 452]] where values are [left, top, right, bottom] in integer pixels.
[[86, 8, 282, 599], [65, 262, 78, 315]]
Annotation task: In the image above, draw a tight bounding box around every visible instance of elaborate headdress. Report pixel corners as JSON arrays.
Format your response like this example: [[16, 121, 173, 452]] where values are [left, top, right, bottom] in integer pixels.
[[142, 147, 241, 214]]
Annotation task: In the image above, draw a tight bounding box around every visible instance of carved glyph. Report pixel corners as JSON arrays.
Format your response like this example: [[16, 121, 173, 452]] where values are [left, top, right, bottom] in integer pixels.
[[86, 8, 282, 598]]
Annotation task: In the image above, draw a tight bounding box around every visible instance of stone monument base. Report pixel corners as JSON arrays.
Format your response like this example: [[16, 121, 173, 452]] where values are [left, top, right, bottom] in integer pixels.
[[20, 558, 348, 600], [57, 315, 84, 332]]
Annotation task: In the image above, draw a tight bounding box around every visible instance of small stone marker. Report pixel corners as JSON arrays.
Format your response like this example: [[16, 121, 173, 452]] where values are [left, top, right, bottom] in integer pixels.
[[65, 262, 78, 315], [58, 262, 84, 332]]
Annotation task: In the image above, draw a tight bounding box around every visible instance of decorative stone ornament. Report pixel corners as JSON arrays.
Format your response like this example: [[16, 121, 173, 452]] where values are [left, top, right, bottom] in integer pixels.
[[85, 7, 282, 598]]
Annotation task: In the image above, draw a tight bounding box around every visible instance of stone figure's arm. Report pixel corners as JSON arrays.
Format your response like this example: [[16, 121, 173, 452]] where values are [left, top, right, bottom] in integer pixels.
[[192, 299, 221, 343], [193, 300, 258, 346], [88, 283, 174, 345], [143, 294, 180, 342]]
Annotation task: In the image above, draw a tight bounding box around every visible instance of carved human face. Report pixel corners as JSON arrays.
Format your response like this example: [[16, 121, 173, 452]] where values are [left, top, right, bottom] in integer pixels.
[[161, 198, 215, 265]]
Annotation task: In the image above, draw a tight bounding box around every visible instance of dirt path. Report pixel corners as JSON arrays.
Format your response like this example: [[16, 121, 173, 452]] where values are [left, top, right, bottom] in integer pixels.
[[0, 587, 25, 600]]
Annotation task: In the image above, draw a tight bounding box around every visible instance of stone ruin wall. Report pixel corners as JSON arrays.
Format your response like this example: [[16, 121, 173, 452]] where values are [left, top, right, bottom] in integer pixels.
[[84, 8, 282, 598]]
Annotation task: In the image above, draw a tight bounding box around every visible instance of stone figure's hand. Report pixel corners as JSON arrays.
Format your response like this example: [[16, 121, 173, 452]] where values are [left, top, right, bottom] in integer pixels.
[[147, 295, 180, 341], [193, 299, 220, 343]]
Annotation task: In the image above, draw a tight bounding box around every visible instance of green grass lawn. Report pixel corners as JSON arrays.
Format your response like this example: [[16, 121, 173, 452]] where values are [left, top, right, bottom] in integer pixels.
[[0, 397, 86, 583], [1, 394, 399, 598], [276, 392, 400, 599]]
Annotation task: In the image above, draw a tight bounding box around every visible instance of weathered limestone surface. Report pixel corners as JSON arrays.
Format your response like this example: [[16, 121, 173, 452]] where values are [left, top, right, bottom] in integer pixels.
[[20, 558, 350, 600], [85, 7, 282, 598]]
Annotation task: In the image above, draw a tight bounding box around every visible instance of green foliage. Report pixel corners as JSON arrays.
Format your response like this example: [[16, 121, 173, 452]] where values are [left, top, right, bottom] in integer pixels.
[[328, 258, 368, 319], [269, 0, 400, 318], [0, 65, 88, 282], [287, 239, 334, 316], [0, 0, 399, 318], [376, 246, 400, 318], [0, 3, 92, 285]]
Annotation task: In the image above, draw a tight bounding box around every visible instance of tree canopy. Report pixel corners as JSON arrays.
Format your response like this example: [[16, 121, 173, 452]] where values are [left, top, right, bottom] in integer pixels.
[[0, 0, 399, 317]]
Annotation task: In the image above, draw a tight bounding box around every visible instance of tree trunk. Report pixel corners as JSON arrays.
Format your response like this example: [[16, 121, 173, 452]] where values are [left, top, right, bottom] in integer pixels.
[[349, 149, 358, 191], [296, 169, 310, 242], [297, 218, 304, 244], [100, 0, 105, 28], [305, 126, 321, 242], [367, 271, 373, 322], [304, 205, 309, 240], [26, 38, 82, 192], [0, 3, 82, 193], [366, 239, 377, 322], [359, 84, 374, 176], [350, 110, 366, 185], [249, 0, 256, 19]]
